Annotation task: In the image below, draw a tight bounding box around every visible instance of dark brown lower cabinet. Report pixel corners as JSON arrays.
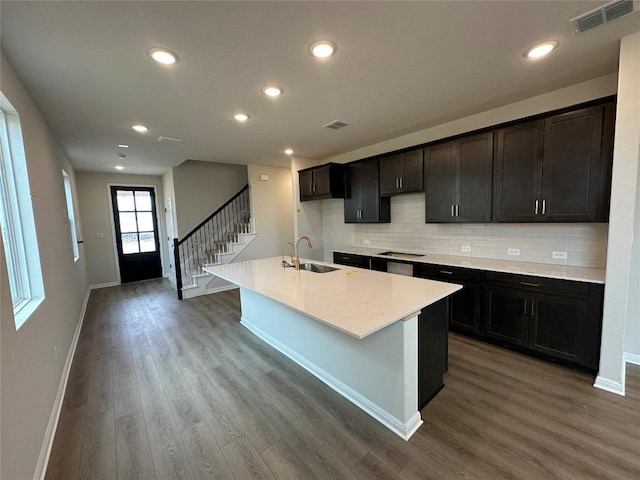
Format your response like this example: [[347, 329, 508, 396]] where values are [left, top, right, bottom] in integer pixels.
[[484, 273, 603, 371], [414, 264, 482, 335], [418, 298, 449, 409]]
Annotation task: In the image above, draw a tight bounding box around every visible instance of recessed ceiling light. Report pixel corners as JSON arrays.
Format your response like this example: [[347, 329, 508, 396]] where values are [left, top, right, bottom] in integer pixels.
[[233, 113, 249, 122], [262, 85, 283, 97], [118, 144, 129, 148], [149, 48, 178, 65], [131, 124, 149, 133], [309, 40, 337, 58], [284, 148, 294, 155], [524, 41, 558, 59], [115, 165, 124, 170]]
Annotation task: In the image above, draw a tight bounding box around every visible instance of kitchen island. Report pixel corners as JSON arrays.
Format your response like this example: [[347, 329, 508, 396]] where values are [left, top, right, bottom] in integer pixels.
[[203, 257, 461, 439]]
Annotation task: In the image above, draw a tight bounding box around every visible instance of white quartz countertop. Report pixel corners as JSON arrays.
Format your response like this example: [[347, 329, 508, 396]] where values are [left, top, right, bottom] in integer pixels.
[[334, 247, 605, 284], [203, 257, 461, 339]]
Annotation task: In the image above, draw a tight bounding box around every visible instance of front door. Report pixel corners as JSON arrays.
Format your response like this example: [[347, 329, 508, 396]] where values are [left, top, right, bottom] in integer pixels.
[[110, 186, 162, 283]]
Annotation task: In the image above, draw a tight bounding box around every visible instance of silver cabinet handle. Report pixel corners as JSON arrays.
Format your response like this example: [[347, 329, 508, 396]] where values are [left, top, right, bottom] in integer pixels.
[[456, 205, 459, 217], [524, 299, 528, 315], [535, 200, 539, 215], [542, 200, 546, 215], [400, 177, 404, 189], [520, 281, 540, 287], [531, 299, 536, 317], [451, 205, 455, 217], [440, 270, 453, 275], [395, 178, 399, 189]]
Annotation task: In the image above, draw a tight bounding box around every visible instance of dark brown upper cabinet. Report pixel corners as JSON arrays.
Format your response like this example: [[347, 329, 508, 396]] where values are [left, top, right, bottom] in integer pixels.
[[298, 163, 345, 201], [425, 132, 493, 223], [344, 159, 390, 223], [379, 149, 424, 195], [493, 103, 614, 222]]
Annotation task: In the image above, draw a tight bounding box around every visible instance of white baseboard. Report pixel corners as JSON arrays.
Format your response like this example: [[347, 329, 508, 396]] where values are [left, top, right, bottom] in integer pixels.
[[624, 352, 640, 365], [206, 284, 239, 295], [241, 317, 422, 440], [33, 287, 91, 480], [593, 375, 625, 396], [89, 281, 119, 289]]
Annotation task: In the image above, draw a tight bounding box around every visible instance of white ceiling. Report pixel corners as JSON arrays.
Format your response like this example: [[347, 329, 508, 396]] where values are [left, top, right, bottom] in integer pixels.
[[1, 1, 639, 175]]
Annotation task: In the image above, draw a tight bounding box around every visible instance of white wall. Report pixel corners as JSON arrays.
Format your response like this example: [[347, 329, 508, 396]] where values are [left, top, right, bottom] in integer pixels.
[[75, 172, 168, 286], [1, 53, 89, 480], [172, 160, 247, 238], [597, 31, 640, 392], [237, 164, 294, 261]]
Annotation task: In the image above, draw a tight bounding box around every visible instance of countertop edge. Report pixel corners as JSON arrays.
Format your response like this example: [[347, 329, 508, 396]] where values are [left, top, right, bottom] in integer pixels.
[[333, 247, 605, 284]]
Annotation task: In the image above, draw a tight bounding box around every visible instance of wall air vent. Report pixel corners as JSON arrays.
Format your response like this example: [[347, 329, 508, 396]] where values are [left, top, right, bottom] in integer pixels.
[[323, 120, 351, 130], [157, 135, 183, 144], [570, 0, 638, 34]]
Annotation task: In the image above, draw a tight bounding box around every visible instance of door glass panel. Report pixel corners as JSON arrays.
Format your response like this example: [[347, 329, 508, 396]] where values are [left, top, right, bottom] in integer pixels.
[[137, 211, 154, 231], [135, 191, 152, 211], [119, 212, 138, 233], [139, 232, 156, 252], [121, 233, 139, 253], [116, 190, 135, 211]]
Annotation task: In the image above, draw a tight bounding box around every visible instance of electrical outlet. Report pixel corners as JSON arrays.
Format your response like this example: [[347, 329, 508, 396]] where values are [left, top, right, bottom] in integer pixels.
[[460, 245, 471, 252], [552, 251, 568, 260], [96, 232, 104, 239], [363, 239, 370, 245], [507, 248, 520, 256]]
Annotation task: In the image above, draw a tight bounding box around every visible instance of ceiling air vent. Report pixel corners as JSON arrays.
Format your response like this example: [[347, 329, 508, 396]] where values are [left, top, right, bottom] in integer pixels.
[[157, 135, 183, 144], [323, 120, 351, 130], [571, 0, 638, 34]]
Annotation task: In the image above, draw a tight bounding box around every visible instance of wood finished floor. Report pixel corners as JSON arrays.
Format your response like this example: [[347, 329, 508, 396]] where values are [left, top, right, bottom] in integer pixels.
[[45, 279, 640, 480]]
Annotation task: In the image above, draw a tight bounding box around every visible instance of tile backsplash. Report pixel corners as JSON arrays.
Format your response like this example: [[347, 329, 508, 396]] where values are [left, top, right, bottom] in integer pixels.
[[353, 193, 608, 268]]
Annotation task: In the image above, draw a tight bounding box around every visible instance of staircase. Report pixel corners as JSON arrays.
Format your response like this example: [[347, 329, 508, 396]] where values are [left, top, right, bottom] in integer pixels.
[[174, 185, 256, 299]]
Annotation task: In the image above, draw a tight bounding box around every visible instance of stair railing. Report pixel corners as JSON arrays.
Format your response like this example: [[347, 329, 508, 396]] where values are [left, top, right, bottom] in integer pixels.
[[174, 184, 250, 299]]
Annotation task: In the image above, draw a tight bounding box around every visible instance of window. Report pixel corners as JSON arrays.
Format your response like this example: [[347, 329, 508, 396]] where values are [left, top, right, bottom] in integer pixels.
[[0, 93, 44, 329], [62, 169, 79, 261]]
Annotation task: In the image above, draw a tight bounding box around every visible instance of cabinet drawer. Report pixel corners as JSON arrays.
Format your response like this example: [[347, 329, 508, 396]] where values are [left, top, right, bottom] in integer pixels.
[[484, 271, 590, 298], [333, 252, 370, 269], [415, 263, 483, 283]]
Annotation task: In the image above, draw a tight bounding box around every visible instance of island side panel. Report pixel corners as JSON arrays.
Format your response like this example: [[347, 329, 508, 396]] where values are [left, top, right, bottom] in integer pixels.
[[238, 287, 422, 440]]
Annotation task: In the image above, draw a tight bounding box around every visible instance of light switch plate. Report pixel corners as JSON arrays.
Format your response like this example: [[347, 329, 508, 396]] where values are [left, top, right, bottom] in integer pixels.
[[507, 248, 520, 256], [552, 251, 568, 259]]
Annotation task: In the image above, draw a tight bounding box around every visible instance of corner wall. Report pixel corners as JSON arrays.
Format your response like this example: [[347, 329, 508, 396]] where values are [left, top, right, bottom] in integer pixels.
[[1, 53, 89, 480], [597, 31, 640, 392]]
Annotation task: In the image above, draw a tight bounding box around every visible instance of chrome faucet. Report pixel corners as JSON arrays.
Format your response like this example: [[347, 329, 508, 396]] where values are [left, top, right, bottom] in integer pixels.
[[281, 242, 295, 268], [293, 235, 312, 270]]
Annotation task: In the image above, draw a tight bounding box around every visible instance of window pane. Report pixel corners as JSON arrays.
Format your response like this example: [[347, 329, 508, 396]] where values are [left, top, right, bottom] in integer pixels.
[[137, 211, 153, 231], [119, 212, 137, 233], [139, 232, 156, 252], [121, 233, 139, 253], [135, 191, 152, 211], [116, 190, 134, 211]]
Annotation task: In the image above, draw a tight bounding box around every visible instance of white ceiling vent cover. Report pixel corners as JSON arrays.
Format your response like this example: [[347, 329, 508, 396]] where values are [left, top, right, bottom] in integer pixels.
[[570, 0, 638, 34], [157, 135, 183, 143], [323, 120, 351, 130]]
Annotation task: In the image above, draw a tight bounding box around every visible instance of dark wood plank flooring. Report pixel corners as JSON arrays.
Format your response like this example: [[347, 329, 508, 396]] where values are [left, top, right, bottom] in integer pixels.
[[46, 279, 640, 479]]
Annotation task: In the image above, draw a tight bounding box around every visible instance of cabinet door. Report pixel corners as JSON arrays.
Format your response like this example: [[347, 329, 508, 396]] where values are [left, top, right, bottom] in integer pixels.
[[484, 286, 528, 347], [493, 121, 544, 222], [332, 252, 370, 268], [379, 154, 403, 195], [312, 165, 333, 197], [360, 159, 389, 223], [344, 164, 361, 222], [425, 142, 456, 222], [399, 149, 424, 193], [456, 133, 493, 222], [299, 170, 315, 201], [528, 294, 588, 364], [418, 298, 449, 408], [541, 105, 604, 222]]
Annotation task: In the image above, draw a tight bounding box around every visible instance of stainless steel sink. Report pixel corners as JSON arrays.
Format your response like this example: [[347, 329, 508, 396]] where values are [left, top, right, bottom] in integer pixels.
[[299, 263, 340, 273]]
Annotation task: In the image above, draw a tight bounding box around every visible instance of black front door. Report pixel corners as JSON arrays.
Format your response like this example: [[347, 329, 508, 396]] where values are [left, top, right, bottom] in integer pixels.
[[110, 186, 162, 283]]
